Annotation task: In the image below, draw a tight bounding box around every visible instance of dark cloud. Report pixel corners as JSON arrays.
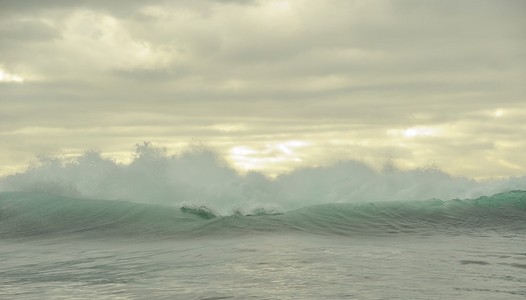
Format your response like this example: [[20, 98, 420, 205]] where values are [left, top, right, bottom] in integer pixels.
[[0, 19, 60, 44]]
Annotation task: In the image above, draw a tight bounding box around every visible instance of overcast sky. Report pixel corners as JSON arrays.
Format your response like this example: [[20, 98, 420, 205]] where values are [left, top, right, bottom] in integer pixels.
[[1, 0, 525, 178]]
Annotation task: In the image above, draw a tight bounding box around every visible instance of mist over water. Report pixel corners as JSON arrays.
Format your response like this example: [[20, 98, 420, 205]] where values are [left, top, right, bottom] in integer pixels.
[[1, 143, 525, 214]]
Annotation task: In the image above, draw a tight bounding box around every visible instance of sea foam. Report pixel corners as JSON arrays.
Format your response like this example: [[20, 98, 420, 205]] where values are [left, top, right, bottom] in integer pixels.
[[1, 143, 525, 214]]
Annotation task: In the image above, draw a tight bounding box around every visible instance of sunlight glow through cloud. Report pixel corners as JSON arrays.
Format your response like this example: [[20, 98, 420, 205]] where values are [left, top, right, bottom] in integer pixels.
[[387, 127, 441, 139], [229, 141, 308, 174], [402, 127, 438, 138], [0, 70, 24, 83]]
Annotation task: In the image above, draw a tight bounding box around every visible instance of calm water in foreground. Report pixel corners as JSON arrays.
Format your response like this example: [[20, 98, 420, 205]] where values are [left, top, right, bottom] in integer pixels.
[[1, 232, 525, 300]]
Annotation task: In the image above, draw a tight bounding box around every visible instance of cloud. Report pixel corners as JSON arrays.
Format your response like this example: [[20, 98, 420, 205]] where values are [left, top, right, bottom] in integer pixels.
[[0, 0, 525, 178]]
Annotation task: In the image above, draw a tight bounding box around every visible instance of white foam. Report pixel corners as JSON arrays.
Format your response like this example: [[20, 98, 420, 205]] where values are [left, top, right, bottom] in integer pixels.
[[1, 143, 525, 214]]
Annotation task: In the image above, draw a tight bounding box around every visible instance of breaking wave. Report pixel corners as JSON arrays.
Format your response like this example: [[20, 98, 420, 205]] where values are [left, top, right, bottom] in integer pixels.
[[1, 191, 525, 239], [1, 143, 525, 214]]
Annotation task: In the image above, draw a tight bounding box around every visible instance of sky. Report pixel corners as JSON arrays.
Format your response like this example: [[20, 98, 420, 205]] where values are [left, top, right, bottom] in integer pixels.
[[1, 0, 525, 179]]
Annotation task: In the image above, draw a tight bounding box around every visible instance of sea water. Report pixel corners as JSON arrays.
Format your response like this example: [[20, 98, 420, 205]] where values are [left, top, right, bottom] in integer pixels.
[[1, 191, 525, 299], [1, 148, 525, 299]]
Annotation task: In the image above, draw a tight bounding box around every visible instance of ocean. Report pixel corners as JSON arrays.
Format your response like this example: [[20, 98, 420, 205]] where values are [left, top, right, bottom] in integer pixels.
[[1, 150, 525, 299], [1, 191, 525, 299]]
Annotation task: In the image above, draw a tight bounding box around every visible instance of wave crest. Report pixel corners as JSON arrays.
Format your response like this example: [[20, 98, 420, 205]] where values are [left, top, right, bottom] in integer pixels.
[[1, 191, 525, 239], [1, 143, 525, 213]]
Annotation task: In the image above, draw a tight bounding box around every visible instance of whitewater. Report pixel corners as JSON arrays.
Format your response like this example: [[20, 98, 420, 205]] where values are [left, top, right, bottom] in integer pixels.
[[1, 145, 525, 299]]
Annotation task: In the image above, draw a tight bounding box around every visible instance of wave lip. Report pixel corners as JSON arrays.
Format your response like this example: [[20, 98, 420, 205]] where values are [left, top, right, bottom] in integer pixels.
[[1, 191, 525, 239]]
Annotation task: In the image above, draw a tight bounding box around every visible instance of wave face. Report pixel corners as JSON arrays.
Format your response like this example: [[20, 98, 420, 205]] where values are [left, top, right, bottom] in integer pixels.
[[1, 191, 525, 239], [1, 144, 526, 214], [1, 144, 525, 239]]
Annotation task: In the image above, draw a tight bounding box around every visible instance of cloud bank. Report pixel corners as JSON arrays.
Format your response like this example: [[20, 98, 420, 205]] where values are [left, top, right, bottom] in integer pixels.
[[1, 0, 525, 178]]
